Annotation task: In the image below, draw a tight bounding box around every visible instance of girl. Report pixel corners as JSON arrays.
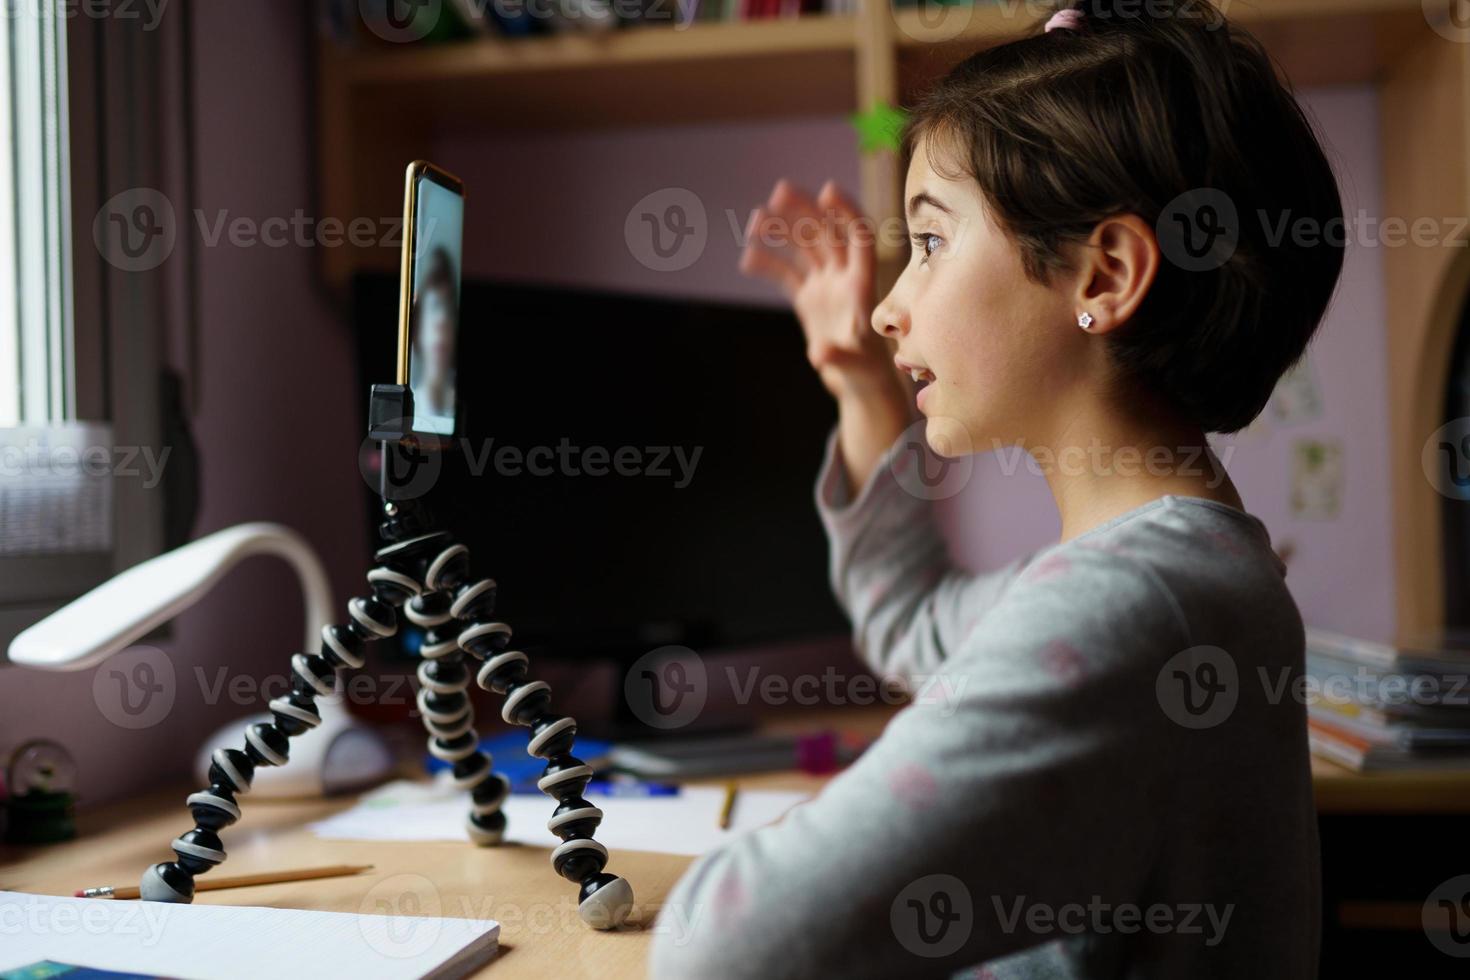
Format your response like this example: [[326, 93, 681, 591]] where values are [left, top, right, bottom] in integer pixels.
[[409, 246, 460, 435], [650, 1, 1341, 977]]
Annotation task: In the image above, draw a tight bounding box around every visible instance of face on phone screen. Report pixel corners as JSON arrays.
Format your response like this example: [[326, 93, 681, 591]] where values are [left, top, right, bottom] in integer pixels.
[[407, 170, 464, 437]]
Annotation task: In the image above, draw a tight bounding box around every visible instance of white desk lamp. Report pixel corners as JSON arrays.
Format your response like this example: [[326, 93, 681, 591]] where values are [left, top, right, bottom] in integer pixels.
[[8, 522, 394, 798]]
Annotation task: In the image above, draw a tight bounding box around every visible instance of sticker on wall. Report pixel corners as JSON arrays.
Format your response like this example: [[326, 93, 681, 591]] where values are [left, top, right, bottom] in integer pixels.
[[850, 102, 908, 154], [1270, 358, 1323, 427], [1290, 438, 1343, 520]]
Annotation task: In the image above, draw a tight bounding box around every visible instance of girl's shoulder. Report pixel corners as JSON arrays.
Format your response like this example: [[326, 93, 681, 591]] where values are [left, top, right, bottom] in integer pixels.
[[1023, 494, 1285, 592], [992, 496, 1296, 661]]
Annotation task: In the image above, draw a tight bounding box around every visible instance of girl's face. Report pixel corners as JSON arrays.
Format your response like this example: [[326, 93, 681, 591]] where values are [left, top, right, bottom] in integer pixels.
[[873, 134, 1090, 456], [419, 286, 455, 376]]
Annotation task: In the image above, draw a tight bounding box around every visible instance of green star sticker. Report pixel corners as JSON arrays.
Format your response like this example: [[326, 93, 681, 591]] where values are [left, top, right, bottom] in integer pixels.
[[850, 102, 908, 154]]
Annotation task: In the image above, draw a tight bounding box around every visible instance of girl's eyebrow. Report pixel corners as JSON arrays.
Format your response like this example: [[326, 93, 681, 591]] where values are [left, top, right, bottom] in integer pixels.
[[907, 191, 954, 219]]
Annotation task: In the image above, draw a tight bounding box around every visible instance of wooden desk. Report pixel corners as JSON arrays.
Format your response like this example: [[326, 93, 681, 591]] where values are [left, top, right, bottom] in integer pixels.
[[4, 708, 1470, 978], [1310, 755, 1470, 814], [0, 767, 834, 978]]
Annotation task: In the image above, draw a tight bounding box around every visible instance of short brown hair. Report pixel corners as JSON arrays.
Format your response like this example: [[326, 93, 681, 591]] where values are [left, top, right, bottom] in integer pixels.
[[902, 0, 1345, 434]]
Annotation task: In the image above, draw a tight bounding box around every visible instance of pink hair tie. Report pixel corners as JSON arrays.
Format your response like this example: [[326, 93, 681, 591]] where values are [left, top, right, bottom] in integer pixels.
[[1045, 8, 1085, 32]]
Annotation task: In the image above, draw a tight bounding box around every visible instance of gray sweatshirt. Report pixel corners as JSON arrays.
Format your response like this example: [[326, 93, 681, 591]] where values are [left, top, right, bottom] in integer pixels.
[[648, 431, 1319, 979]]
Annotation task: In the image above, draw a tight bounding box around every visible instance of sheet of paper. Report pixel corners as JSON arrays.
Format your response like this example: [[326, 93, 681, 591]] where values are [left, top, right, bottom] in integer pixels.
[[0, 890, 498, 980], [310, 779, 810, 856]]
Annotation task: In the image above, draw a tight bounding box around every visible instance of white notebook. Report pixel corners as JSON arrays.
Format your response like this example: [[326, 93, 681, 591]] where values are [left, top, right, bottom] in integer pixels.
[[310, 779, 810, 856], [0, 890, 499, 980]]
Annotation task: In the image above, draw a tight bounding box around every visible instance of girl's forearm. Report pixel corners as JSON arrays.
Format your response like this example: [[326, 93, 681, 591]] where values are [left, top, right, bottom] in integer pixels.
[[834, 375, 912, 498]]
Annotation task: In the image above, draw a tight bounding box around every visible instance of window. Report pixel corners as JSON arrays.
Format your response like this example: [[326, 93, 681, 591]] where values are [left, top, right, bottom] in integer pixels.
[[1, 3, 171, 660], [0, 1, 74, 426]]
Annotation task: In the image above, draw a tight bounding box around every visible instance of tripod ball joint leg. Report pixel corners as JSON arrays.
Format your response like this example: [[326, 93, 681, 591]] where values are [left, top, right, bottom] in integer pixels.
[[140, 570, 404, 904], [427, 540, 635, 930]]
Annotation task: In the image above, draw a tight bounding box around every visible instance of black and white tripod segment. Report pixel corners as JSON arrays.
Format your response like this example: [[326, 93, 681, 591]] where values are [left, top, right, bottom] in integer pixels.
[[140, 530, 634, 930]]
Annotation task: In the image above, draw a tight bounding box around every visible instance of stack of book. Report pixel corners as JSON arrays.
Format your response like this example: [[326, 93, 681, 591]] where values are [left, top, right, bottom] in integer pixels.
[[1305, 627, 1470, 772], [327, 0, 856, 45]]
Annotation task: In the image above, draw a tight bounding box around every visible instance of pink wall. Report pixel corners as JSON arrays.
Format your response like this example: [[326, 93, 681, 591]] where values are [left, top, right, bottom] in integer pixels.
[[1212, 87, 1396, 642], [435, 117, 862, 303]]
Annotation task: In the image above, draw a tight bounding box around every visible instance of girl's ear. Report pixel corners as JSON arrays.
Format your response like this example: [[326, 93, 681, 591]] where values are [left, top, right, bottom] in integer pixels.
[[1073, 213, 1159, 335]]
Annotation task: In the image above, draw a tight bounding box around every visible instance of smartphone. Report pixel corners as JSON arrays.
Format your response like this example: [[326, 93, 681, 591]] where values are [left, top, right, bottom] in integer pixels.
[[397, 160, 465, 442]]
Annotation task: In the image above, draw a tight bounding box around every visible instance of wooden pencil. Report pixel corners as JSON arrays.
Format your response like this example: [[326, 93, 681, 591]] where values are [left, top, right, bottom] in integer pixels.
[[77, 863, 374, 900], [718, 782, 738, 830]]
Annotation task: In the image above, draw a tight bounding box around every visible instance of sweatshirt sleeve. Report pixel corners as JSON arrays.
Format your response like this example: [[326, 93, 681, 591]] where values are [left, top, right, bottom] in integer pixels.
[[647, 547, 1191, 980], [815, 427, 1032, 684]]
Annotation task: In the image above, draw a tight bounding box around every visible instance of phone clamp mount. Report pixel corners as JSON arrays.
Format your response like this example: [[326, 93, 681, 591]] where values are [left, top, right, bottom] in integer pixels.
[[137, 383, 636, 930]]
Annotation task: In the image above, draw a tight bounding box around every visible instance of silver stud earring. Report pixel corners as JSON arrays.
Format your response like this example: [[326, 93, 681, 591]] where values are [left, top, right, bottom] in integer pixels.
[[1078, 312, 1094, 331]]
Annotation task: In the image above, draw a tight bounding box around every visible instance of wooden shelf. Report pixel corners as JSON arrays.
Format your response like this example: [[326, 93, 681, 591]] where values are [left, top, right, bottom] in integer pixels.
[[344, 15, 858, 81], [894, 0, 1429, 95], [328, 16, 860, 132], [316, 15, 865, 287], [892, 0, 1429, 48], [316, 0, 1456, 290]]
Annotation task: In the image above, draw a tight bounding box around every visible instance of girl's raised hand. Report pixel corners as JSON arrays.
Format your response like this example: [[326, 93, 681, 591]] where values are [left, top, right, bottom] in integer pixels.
[[740, 179, 896, 401]]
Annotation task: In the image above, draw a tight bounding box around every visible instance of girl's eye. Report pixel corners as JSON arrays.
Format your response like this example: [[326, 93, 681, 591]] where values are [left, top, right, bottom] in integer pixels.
[[911, 232, 943, 259]]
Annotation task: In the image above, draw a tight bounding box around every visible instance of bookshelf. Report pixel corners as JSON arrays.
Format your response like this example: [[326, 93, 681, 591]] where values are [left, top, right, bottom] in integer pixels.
[[317, 2, 1470, 635], [316, 0, 1432, 288], [894, 0, 1429, 95]]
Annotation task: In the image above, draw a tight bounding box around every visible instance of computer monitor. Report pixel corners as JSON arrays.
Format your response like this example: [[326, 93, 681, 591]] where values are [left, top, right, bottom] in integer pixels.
[[354, 273, 848, 664]]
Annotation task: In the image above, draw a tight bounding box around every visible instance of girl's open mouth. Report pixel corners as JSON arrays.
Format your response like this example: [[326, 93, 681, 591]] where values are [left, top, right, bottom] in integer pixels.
[[895, 357, 935, 387]]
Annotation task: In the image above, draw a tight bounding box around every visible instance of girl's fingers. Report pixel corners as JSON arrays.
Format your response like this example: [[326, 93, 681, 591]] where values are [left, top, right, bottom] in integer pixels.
[[739, 208, 803, 295], [755, 199, 817, 276], [817, 179, 876, 277], [767, 179, 838, 269], [815, 180, 852, 267], [740, 242, 803, 296]]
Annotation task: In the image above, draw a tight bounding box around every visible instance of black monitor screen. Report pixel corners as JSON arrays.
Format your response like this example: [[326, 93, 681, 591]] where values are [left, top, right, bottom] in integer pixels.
[[355, 274, 848, 661]]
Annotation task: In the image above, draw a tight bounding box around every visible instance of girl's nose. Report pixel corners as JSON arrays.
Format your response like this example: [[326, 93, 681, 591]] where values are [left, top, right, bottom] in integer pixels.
[[872, 289, 907, 339]]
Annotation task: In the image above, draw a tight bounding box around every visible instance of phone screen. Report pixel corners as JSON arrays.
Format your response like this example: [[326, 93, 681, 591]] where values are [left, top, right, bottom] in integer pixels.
[[399, 162, 465, 439]]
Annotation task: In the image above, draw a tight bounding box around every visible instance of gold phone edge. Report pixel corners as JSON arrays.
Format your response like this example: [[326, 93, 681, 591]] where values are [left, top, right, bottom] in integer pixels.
[[395, 161, 424, 387]]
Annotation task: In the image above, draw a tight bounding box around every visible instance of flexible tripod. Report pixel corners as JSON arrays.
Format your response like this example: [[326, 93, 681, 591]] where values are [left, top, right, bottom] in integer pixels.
[[138, 386, 635, 930]]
